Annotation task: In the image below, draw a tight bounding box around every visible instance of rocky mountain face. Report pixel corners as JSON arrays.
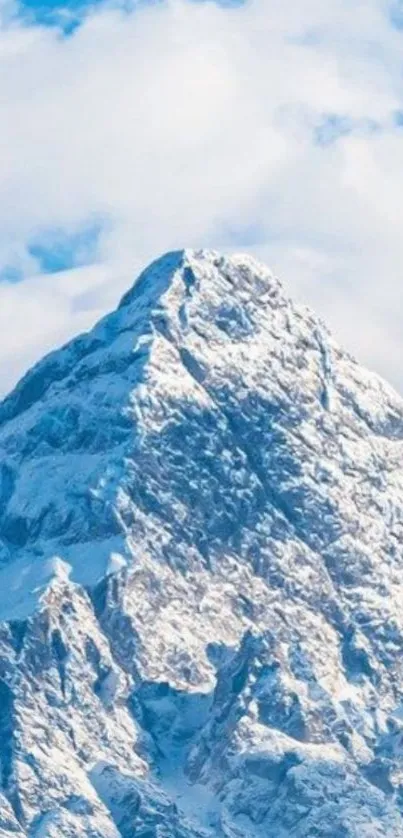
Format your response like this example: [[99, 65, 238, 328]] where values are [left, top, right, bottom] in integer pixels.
[[0, 249, 403, 836]]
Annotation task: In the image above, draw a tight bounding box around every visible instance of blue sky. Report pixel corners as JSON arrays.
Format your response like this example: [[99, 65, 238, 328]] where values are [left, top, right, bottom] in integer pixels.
[[1, 0, 403, 394]]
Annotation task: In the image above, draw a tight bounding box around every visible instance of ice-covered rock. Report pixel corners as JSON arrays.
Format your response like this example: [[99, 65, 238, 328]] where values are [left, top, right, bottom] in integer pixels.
[[0, 249, 403, 835]]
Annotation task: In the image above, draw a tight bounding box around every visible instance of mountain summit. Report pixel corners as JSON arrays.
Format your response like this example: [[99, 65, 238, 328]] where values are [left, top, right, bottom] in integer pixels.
[[0, 249, 403, 836]]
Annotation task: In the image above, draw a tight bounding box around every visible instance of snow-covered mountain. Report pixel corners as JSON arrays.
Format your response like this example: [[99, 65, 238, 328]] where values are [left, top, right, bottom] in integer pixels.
[[1, 248, 403, 837]]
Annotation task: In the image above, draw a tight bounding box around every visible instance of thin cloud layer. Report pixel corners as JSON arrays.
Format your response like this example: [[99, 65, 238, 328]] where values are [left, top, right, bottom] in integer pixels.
[[1, 0, 403, 394]]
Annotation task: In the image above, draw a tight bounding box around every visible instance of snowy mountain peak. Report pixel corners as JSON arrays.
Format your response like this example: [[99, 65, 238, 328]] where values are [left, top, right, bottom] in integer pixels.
[[0, 251, 403, 836], [0, 249, 282, 433], [118, 249, 281, 312]]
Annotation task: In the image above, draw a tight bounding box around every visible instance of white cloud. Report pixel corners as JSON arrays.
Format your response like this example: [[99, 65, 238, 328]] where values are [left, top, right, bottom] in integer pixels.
[[1, 0, 403, 394]]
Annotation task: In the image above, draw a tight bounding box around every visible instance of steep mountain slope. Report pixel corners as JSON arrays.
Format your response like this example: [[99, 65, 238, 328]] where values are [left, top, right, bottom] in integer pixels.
[[0, 249, 403, 836]]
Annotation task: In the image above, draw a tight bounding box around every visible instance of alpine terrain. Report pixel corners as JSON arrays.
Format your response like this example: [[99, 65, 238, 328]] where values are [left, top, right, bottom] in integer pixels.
[[1, 249, 403, 837]]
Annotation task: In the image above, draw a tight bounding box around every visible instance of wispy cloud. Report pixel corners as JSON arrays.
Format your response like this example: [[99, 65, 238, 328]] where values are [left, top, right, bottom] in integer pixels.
[[1, 0, 403, 394]]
